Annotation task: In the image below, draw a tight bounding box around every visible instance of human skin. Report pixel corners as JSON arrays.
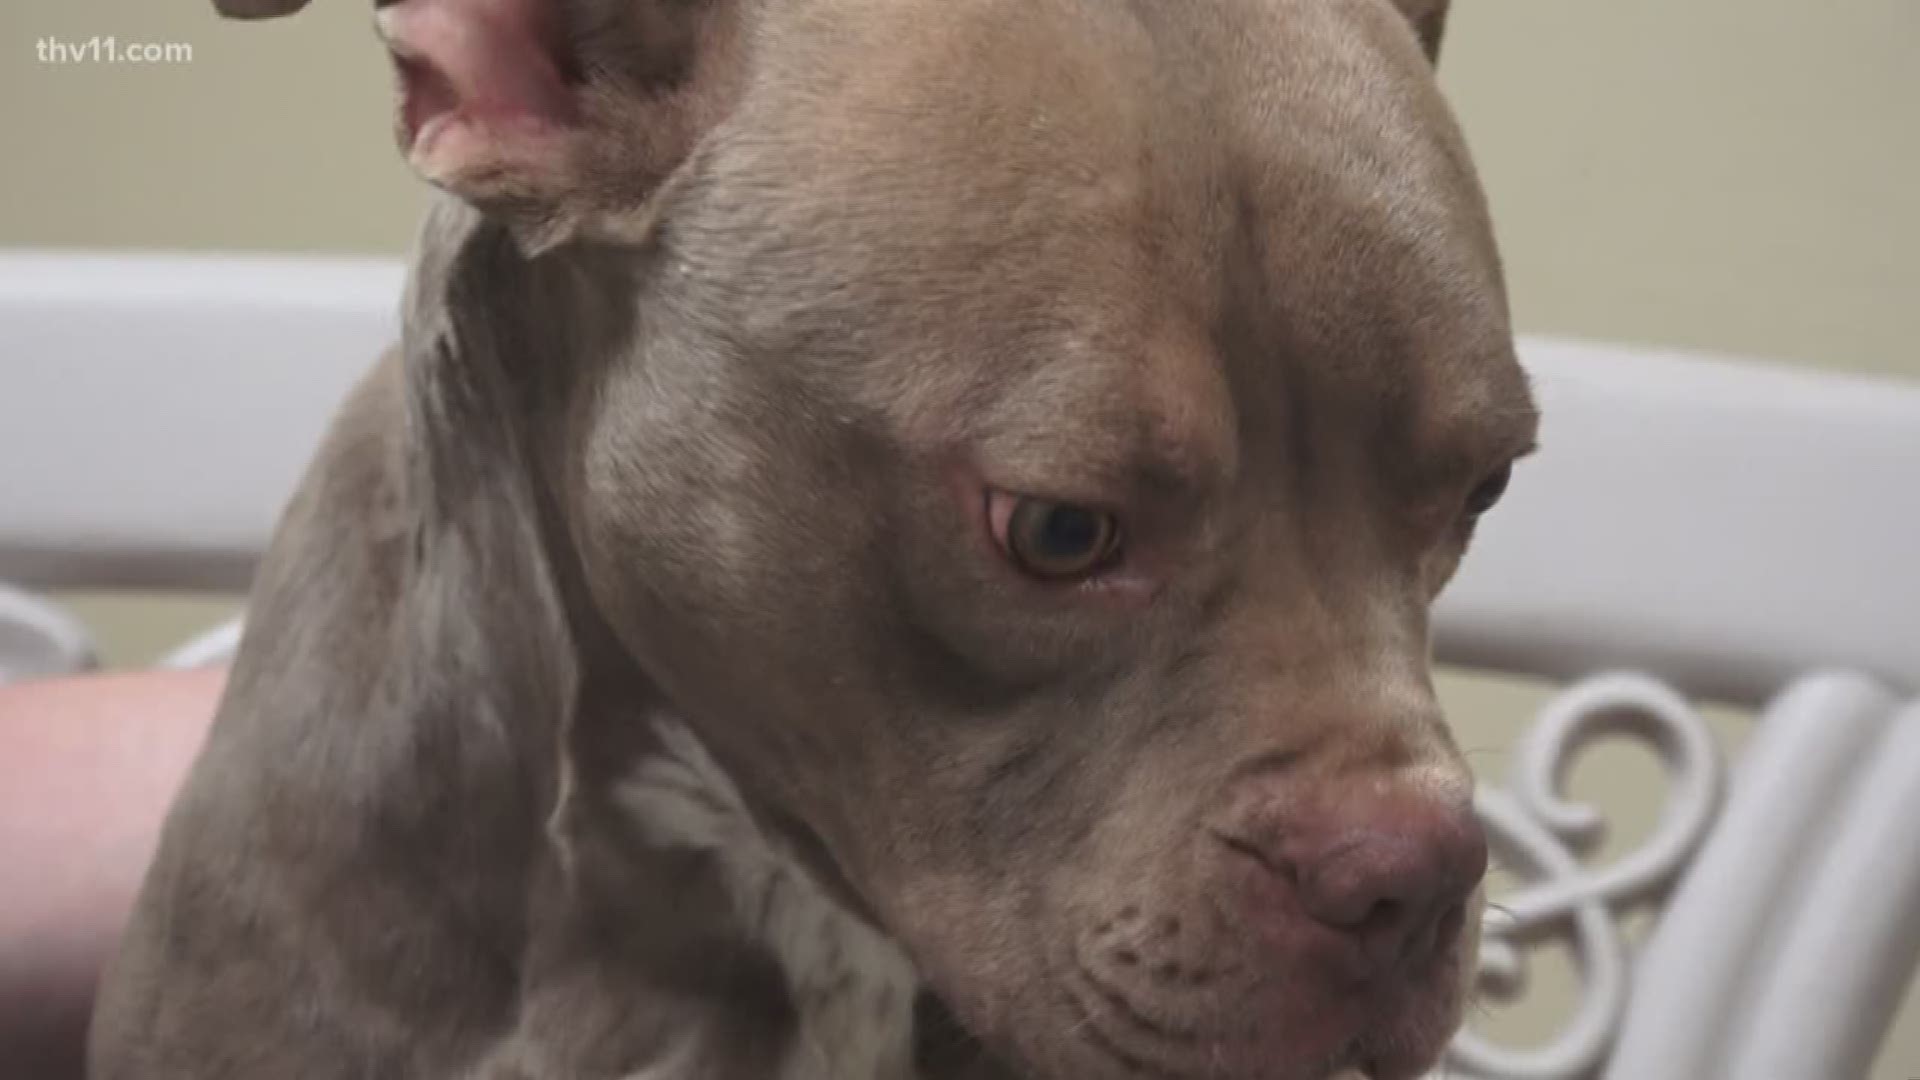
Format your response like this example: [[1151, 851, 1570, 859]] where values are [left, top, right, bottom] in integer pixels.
[[0, 667, 224, 1079]]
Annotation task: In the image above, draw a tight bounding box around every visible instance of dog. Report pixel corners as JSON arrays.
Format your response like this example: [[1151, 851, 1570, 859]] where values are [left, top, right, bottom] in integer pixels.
[[90, 0, 1534, 1077]]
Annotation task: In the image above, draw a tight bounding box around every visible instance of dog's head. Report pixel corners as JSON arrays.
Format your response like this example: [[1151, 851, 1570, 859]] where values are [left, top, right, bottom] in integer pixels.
[[225, 0, 1529, 1076]]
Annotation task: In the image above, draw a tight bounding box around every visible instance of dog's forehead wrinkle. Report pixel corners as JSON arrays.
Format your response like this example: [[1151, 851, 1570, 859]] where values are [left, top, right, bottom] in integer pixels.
[[705, 2, 1501, 500], [1400, 346, 1540, 477], [968, 353, 1228, 496]]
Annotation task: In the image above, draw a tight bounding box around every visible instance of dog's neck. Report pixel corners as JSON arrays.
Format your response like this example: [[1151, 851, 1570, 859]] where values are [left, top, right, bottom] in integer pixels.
[[619, 717, 921, 1079]]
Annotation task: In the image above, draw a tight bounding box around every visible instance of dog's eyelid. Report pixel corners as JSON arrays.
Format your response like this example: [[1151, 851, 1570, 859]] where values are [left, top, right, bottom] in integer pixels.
[[981, 454, 1206, 516], [1471, 382, 1542, 466], [1475, 424, 1539, 475]]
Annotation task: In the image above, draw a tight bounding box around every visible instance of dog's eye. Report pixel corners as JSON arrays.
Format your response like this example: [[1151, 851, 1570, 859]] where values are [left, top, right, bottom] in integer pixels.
[[1464, 462, 1513, 516], [996, 496, 1122, 580]]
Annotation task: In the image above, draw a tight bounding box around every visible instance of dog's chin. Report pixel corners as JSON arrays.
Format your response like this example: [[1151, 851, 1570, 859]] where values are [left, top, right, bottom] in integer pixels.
[[958, 938, 1467, 1080], [1343, 998, 1464, 1080], [1336, 954, 1472, 1080]]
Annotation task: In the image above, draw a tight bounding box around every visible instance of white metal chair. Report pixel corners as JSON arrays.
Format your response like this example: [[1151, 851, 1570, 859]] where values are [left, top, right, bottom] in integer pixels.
[[3, 249, 1917, 1079]]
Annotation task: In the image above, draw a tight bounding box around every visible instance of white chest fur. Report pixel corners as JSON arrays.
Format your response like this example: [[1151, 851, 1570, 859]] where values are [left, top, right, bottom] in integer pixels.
[[617, 720, 920, 1080]]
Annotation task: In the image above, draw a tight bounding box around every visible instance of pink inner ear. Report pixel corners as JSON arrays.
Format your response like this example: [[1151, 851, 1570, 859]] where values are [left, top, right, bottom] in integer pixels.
[[378, 0, 578, 167]]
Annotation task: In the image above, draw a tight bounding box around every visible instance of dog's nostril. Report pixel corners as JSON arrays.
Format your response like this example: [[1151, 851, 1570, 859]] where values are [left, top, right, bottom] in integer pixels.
[[1398, 899, 1468, 965], [1215, 786, 1484, 974], [1286, 809, 1484, 964], [1351, 897, 1405, 938]]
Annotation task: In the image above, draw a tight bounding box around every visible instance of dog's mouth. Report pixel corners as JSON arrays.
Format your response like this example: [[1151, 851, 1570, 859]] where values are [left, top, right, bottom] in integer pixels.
[[981, 924, 1470, 1080], [1066, 981, 1460, 1080]]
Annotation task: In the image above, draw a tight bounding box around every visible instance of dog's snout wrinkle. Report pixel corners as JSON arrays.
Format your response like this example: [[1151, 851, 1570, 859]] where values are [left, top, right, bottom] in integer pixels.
[[1209, 827, 1292, 883], [1224, 742, 1316, 785]]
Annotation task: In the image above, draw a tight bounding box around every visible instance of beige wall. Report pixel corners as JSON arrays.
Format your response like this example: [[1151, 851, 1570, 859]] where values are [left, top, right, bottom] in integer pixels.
[[5, 0, 1917, 1074], [4, 0, 1914, 375]]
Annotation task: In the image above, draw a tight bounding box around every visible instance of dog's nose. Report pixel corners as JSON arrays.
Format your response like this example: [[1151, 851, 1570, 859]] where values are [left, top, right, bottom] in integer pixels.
[[1221, 784, 1487, 970], [1289, 792, 1486, 966]]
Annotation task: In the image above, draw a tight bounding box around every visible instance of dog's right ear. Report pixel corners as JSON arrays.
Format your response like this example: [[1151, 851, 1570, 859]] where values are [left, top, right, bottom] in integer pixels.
[[1386, 0, 1449, 63], [217, 0, 750, 253], [213, 0, 312, 17]]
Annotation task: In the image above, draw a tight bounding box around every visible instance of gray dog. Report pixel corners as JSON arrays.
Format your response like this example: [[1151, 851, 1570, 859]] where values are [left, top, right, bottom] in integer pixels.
[[90, 0, 1535, 1077]]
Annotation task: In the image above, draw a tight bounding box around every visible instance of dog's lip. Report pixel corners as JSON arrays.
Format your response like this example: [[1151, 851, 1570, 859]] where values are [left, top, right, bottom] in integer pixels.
[[976, 928, 1465, 1080], [1052, 937, 1393, 1079]]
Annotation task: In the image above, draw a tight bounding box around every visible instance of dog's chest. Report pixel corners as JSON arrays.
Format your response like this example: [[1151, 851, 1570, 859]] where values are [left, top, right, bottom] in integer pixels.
[[617, 720, 919, 1080]]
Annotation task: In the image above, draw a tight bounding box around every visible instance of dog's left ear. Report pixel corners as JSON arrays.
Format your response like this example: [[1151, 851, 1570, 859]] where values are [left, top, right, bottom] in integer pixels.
[[1386, 0, 1449, 63], [379, 0, 754, 251], [213, 0, 311, 16], [214, 0, 751, 253]]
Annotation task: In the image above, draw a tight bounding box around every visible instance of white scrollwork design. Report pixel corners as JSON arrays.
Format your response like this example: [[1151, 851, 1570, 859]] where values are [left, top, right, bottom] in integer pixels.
[[161, 616, 247, 670], [0, 580, 100, 684], [0, 585, 242, 682], [1443, 672, 1726, 1080]]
